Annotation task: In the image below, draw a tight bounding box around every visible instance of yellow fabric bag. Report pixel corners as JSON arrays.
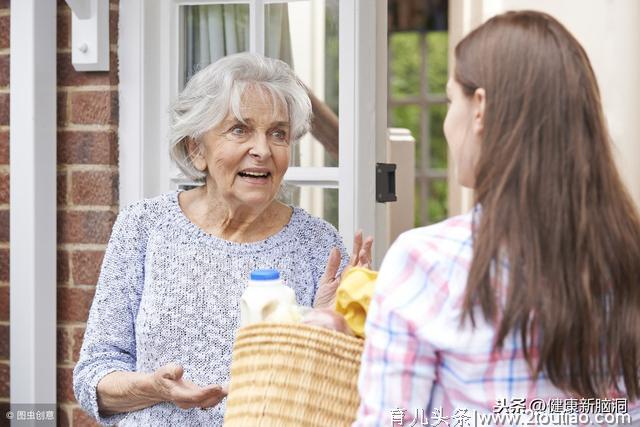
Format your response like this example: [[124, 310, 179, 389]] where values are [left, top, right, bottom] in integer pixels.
[[334, 267, 378, 338]]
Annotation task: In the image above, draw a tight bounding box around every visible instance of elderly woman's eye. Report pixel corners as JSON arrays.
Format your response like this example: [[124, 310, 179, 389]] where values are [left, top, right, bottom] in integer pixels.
[[229, 125, 248, 136], [271, 129, 287, 141]]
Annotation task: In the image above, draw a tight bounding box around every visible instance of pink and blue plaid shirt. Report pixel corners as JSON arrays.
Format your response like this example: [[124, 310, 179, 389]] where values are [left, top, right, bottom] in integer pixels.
[[354, 210, 639, 427]]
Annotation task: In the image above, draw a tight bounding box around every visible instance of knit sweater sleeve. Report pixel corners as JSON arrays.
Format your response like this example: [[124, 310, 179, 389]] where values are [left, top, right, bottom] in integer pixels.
[[73, 202, 148, 426]]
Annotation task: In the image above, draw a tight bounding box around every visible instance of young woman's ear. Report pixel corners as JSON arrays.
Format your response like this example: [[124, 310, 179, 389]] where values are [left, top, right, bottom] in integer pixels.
[[472, 88, 486, 135], [186, 138, 207, 172]]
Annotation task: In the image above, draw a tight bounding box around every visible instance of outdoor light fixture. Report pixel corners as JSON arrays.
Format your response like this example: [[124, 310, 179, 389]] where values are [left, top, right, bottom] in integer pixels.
[[65, 0, 109, 71]]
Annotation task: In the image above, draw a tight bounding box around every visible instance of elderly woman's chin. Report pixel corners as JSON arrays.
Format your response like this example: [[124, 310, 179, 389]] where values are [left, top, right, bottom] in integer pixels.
[[232, 177, 281, 206]]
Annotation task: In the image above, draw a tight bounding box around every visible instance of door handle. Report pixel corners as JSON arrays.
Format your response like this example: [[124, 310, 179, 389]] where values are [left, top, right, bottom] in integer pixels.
[[376, 163, 397, 203]]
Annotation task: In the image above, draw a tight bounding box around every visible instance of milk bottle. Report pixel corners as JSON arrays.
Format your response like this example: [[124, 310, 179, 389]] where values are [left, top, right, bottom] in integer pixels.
[[239, 269, 302, 327]]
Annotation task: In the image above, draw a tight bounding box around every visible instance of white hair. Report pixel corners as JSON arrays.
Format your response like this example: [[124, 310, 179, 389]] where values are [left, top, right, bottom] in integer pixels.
[[169, 53, 312, 181]]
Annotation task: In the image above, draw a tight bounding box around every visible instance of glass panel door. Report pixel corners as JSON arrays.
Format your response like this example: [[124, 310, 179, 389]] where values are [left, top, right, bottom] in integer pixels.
[[264, 0, 339, 226], [181, 4, 250, 85]]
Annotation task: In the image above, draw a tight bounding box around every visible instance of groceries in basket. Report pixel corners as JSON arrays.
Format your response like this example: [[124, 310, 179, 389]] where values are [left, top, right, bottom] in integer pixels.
[[224, 267, 379, 426], [239, 267, 378, 334]]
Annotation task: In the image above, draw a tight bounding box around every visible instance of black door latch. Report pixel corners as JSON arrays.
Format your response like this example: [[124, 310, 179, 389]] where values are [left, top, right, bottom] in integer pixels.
[[376, 163, 397, 203]]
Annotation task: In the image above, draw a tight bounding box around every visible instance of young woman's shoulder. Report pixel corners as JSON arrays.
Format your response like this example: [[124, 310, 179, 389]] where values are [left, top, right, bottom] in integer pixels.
[[375, 211, 475, 302], [395, 210, 474, 262]]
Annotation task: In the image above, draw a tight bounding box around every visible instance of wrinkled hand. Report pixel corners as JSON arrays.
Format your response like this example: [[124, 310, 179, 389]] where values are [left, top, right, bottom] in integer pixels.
[[301, 308, 354, 336], [152, 363, 227, 410], [314, 231, 373, 309]]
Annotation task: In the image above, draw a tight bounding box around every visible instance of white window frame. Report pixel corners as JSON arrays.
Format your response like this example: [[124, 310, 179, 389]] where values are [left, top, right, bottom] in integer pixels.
[[119, 0, 388, 260]]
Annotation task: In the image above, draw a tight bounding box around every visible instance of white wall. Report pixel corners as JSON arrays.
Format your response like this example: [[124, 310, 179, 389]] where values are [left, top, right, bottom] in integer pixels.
[[449, 0, 640, 212]]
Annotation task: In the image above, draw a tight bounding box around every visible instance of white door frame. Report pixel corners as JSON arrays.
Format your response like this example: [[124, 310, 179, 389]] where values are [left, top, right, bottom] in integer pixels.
[[339, 0, 388, 261], [9, 0, 57, 411]]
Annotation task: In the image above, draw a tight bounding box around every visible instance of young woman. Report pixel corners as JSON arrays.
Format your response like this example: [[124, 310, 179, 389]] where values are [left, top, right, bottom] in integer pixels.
[[355, 10, 640, 426]]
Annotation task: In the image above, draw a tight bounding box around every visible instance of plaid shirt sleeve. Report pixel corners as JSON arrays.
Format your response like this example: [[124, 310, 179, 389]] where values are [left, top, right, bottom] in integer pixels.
[[353, 232, 446, 427]]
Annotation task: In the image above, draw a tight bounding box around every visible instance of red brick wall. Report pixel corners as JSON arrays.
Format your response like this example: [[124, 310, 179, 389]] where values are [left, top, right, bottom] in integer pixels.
[[56, 1, 119, 425], [0, 1, 119, 426]]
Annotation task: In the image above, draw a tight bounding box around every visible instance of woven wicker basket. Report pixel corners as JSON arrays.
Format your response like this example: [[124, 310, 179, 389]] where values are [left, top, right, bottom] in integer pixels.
[[223, 322, 364, 427]]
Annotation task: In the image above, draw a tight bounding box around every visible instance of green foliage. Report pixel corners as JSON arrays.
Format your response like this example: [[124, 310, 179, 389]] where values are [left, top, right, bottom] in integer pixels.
[[430, 104, 447, 169], [323, 188, 339, 230], [389, 33, 421, 97], [390, 105, 421, 148], [388, 31, 449, 226], [427, 32, 448, 94], [429, 179, 448, 223]]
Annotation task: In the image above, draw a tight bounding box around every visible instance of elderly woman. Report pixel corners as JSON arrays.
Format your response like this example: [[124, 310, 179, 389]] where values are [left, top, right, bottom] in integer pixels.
[[73, 53, 372, 426]]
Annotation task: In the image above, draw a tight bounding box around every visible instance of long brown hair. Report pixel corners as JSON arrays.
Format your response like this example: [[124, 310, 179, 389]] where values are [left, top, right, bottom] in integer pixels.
[[457, 11, 640, 399]]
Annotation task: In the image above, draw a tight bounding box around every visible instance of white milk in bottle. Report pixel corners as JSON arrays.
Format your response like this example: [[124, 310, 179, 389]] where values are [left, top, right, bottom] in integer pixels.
[[239, 269, 302, 327]]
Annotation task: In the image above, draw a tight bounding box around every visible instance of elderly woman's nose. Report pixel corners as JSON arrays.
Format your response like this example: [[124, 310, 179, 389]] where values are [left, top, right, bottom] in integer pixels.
[[248, 134, 271, 158]]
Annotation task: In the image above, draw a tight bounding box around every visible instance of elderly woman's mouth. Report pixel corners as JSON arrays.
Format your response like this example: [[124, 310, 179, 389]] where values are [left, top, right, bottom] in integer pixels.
[[237, 170, 272, 183]]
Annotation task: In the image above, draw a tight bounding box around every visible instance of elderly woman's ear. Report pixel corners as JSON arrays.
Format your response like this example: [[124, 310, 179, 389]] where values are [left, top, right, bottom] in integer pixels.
[[186, 138, 207, 172]]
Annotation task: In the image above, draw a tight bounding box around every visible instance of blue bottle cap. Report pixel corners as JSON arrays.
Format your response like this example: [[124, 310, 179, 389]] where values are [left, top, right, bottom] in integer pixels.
[[250, 269, 280, 281]]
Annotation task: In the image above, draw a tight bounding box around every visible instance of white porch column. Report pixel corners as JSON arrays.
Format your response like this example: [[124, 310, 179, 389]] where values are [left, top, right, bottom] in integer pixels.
[[10, 0, 57, 422]]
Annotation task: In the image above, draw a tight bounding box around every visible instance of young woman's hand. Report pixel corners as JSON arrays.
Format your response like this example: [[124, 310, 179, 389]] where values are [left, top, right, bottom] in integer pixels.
[[301, 308, 354, 336]]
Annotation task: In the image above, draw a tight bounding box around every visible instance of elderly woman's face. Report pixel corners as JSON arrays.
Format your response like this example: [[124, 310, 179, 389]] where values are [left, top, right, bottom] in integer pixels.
[[196, 89, 290, 209]]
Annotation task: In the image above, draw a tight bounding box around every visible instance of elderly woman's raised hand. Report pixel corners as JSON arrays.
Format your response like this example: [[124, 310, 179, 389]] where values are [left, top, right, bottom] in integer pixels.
[[152, 363, 227, 410], [314, 231, 373, 309]]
